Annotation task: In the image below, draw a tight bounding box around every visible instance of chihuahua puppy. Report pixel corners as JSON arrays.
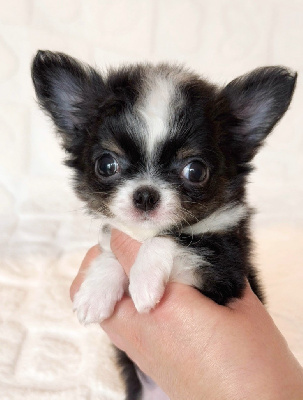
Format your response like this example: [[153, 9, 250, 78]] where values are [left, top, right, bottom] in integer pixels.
[[32, 50, 296, 400]]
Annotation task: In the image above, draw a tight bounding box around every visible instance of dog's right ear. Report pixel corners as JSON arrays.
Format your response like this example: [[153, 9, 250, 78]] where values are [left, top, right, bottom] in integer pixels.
[[31, 50, 106, 147], [215, 66, 297, 163]]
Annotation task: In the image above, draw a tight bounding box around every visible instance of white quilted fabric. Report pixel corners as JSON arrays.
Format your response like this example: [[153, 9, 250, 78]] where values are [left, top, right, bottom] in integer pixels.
[[0, 0, 302, 399]]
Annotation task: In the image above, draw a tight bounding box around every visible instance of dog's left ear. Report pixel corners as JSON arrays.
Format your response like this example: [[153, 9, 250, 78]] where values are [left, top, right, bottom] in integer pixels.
[[217, 66, 297, 163], [31, 50, 106, 149]]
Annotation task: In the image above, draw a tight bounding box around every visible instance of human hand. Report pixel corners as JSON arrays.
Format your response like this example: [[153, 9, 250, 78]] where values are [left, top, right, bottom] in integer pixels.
[[70, 231, 303, 400]]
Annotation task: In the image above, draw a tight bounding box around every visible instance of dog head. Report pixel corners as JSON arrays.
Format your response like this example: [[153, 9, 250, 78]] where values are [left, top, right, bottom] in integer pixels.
[[32, 51, 296, 237]]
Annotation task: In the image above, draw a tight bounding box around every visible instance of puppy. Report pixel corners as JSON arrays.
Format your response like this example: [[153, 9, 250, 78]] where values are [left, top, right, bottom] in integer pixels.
[[32, 51, 296, 400]]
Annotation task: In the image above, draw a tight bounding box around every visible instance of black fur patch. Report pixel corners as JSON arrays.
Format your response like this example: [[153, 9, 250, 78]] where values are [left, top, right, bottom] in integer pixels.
[[115, 348, 142, 400]]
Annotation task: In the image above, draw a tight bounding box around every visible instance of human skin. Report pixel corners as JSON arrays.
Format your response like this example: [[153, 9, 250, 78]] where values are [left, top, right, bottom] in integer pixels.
[[70, 230, 303, 400]]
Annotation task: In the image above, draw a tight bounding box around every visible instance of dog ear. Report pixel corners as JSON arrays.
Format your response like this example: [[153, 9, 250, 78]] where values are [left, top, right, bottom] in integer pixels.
[[216, 66, 297, 163], [31, 50, 106, 148]]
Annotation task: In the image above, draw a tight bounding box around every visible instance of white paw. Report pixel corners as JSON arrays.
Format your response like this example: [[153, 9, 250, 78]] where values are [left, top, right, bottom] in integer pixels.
[[129, 272, 166, 313], [129, 237, 175, 313], [73, 280, 124, 324], [73, 252, 128, 325]]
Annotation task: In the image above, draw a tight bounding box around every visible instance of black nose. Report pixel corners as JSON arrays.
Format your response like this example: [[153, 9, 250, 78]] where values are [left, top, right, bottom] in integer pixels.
[[133, 186, 160, 212]]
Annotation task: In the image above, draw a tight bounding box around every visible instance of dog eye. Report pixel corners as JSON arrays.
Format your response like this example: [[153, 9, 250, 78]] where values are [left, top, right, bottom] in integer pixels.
[[95, 154, 120, 177], [181, 161, 209, 183]]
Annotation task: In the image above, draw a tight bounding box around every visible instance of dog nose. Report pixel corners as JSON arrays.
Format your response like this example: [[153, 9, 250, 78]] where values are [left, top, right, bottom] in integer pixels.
[[133, 186, 160, 212]]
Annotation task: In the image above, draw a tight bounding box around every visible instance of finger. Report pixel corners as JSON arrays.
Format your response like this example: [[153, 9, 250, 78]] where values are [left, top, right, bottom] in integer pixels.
[[101, 282, 220, 352], [101, 295, 139, 352], [70, 244, 101, 302], [110, 229, 141, 276]]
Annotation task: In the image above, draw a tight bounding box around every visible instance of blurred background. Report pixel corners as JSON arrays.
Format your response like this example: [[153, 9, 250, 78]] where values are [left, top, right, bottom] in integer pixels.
[[0, 0, 302, 399]]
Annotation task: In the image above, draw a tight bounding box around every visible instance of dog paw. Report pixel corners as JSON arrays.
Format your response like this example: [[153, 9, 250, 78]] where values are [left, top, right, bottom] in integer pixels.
[[129, 274, 166, 313], [73, 253, 127, 325], [129, 237, 175, 313], [73, 281, 123, 324]]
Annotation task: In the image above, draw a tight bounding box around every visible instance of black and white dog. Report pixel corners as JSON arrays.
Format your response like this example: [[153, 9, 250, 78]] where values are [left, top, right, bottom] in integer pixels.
[[32, 51, 296, 400]]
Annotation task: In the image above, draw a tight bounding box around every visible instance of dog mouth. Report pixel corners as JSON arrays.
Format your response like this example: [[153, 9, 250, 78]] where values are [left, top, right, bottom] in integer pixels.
[[109, 201, 179, 234], [129, 206, 167, 224], [107, 180, 183, 232], [137, 211, 155, 221]]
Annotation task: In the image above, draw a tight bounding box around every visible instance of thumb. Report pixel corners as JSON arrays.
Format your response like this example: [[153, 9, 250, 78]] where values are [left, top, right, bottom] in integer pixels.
[[110, 229, 141, 276]]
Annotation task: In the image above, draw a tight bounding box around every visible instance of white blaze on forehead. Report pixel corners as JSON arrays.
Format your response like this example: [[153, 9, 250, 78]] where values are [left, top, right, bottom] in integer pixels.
[[137, 75, 176, 154]]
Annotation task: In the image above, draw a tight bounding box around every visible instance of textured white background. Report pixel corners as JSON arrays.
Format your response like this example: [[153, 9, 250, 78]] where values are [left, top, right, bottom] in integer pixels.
[[0, 0, 302, 399]]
